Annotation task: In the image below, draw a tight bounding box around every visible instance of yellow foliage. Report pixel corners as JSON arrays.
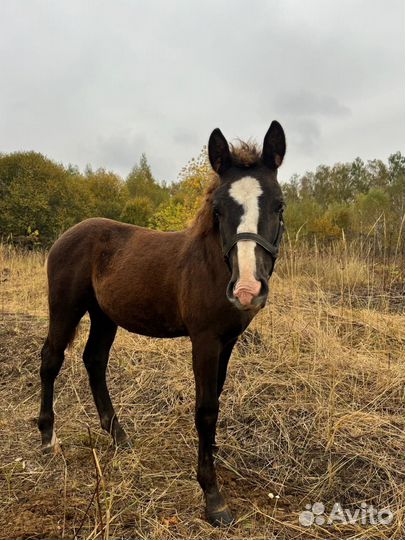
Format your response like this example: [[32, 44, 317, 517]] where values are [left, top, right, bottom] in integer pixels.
[[309, 215, 341, 239], [150, 147, 212, 231]]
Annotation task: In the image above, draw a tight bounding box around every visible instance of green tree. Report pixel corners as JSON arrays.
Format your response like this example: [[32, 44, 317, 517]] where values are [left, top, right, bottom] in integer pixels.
[[387, 152, 405, 221], [325, 202, 353, 232], [126, 154, 168, 208], [353, 188, 390, 234], [86, 168, 128, 220], [284, 198, 323, 240], [120, 197, 153, 227], [149, 147, 211, 231], [0, 151, 92, 243]]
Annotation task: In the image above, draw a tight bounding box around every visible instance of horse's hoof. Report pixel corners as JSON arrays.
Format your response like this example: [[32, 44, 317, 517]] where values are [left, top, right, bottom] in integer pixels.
[[114, 430, 132, 449], [41, 431, 61, 455], [206, 504, 234, 527]]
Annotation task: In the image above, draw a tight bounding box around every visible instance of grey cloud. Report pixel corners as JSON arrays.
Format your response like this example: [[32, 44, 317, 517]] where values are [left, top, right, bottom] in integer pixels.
[[172, 130, 200, 146], [94, 131, 148, 176], [275, 90, 351, 118], [291, 119, 322, 155], [0, 0, 403, 184]]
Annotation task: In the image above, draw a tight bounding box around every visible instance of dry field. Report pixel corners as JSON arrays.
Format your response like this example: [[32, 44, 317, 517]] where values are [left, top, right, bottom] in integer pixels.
[[0, 240, 404, 539]]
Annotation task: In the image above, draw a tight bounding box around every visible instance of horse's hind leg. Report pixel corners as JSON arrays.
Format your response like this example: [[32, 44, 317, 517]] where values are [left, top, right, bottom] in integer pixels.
[[83, 303, 128, 445], [38, 308, 83, 452]]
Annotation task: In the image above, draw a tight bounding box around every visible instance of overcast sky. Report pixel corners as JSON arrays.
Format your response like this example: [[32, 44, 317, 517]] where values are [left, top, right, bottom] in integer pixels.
[[0, 0, 404, 184]]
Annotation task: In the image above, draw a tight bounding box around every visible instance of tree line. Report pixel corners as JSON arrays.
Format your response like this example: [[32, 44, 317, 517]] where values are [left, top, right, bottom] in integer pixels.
[[0, 147, 403, 255], [0, 151, 169, 245]]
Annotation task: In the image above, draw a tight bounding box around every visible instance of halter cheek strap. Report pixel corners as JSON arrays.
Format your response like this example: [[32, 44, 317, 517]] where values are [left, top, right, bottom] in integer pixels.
[[222, 220, 284, 261]]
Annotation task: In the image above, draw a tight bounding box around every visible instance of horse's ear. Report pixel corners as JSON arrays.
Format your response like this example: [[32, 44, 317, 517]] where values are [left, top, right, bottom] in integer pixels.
[[208, 128, 232, 174], [262, 121, 286, 169]]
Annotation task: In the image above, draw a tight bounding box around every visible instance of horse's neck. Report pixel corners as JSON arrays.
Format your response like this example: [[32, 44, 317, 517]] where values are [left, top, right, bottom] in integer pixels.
[[185, 228, 229, 282]]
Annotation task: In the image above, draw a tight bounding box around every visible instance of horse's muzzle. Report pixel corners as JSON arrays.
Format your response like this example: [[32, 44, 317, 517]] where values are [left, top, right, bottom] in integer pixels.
[[226, 278, 269, 311]]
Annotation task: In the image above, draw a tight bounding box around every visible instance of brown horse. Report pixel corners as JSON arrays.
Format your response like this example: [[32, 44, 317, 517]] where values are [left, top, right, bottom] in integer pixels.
[[38, 121, 286, 526]]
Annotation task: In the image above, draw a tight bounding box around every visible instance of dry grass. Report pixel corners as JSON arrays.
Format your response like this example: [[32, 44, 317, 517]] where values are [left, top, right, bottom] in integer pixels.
[[0, 241, 404, 539]]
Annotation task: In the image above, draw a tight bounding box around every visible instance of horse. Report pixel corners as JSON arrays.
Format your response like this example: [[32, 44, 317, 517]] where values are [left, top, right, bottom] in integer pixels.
[[38, 121, 286, 526]]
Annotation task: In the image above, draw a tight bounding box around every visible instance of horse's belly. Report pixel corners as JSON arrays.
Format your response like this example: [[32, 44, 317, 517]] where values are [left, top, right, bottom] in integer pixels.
[[119, 312, 188, 338], [95, 286, 187, 338]]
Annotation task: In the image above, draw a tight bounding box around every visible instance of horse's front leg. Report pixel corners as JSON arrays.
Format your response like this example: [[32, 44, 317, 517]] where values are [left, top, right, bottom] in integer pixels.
[[191, 334, 233, 526]]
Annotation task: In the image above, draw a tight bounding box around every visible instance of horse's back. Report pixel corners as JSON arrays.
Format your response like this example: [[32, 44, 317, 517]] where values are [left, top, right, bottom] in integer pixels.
[[46, 218, 188, 337]]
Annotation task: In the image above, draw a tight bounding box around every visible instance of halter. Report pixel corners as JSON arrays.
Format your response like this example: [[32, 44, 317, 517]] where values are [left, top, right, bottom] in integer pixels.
[[222, 218, 284, 262]]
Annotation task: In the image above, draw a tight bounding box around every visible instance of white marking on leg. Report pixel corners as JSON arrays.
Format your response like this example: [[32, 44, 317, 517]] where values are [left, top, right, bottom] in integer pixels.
[[43, 430, 57, 449], [43, 430, 61, 454], [229, 177, 262, 284], [50, 430, 57, 446]]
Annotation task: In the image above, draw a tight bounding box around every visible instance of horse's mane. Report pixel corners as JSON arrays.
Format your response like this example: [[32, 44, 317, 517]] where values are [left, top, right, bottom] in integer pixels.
[[190, 174, 220, 237], [190, 140, 262, 237], [229, 139, 261, 168]]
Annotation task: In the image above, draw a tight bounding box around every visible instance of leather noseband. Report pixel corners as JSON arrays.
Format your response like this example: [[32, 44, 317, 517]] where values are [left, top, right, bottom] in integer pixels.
[[222, 219, 284, 261]]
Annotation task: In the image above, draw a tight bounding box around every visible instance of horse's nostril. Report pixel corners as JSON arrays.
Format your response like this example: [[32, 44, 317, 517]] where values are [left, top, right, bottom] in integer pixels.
[[226, 278, 269, 309], [234, 280, 261, 297], [233, 280, 262, 307]]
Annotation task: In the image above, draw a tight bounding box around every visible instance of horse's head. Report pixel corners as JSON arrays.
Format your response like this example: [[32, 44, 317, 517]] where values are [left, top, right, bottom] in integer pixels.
[[209, 121, 286, 311]]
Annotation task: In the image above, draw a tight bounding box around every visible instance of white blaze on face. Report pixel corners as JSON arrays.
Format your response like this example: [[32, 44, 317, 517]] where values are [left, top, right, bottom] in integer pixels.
[[229, 177, 263, 302]]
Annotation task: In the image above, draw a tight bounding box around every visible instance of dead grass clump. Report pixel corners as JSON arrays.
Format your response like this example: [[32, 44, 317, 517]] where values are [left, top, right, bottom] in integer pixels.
[[0, 243, 404, 539]]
